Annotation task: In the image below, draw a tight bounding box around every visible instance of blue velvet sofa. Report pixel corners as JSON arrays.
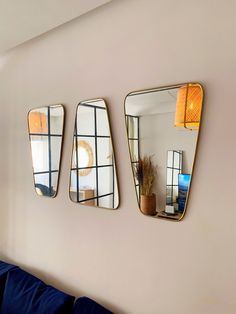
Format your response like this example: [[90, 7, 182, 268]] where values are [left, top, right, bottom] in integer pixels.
[[0, 261, 113, 314]]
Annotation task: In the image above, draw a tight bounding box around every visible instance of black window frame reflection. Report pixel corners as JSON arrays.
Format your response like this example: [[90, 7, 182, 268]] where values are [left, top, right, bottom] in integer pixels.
[[71, 103, 115, 208], [29, 106, 64, 197], [125, 115, 140, 199], [166, 150, 183, 207]]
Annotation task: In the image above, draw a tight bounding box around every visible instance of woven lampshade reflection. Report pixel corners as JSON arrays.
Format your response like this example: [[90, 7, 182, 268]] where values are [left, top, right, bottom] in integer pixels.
[[28, 112, 47, 134], [175, 84, 202, 129]]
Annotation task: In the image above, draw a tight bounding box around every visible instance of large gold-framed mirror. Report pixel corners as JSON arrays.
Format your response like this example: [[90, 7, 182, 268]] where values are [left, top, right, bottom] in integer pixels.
[[28, 104, 65, 197], [124, 83, 203, 221], [69, 99, 119, 209]]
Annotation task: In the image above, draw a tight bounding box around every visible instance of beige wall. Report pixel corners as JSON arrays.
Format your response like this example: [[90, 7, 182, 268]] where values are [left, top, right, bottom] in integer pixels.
[[0, 0, 236, 313]]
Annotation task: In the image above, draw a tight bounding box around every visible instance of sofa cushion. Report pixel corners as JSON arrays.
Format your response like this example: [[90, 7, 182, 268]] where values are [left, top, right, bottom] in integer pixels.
[[0, 261, 18, 276], [1, 268, 75, 314], [73, 297, 113, 314], [0, 261, 19, 305]]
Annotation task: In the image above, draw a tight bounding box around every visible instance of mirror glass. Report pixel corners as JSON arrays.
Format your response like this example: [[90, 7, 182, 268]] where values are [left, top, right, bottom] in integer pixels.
[[70, 99, 119, 209], [28, 105, 64, 197], [125, 83, 203, 220]]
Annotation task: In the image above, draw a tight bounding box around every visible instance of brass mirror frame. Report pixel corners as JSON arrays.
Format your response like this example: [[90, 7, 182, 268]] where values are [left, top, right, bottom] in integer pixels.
[[27, 104, 65, 198], [124, 82, 204, 221], [69, 98, 120, 210]]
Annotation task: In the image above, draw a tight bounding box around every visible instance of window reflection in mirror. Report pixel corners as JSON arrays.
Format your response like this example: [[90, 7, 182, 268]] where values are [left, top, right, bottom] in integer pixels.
[[125, 83, 203, 220], [28, 105, 64, 197], [70, 99, 119, 209]]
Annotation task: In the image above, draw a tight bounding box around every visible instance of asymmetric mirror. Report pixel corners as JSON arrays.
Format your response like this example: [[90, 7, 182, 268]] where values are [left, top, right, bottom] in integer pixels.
[[28, 105, 64, 197], [70, 99, 119, 209], [125, 83, 203, 220]]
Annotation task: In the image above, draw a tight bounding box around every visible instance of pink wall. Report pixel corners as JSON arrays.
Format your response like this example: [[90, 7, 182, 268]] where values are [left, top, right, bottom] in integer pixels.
[[0, 1, 236, 313]]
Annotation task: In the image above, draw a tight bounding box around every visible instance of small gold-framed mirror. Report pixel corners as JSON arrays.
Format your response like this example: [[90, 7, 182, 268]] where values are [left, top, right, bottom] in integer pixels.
[[28, 104, 65, 197], [69, 99, 119, 209], [124, 83, 203, 221]]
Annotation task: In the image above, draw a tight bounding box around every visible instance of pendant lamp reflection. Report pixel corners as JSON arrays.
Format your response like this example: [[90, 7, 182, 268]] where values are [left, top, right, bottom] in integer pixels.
[[175, 84, 203, 130], [28, 111, 47, 134]]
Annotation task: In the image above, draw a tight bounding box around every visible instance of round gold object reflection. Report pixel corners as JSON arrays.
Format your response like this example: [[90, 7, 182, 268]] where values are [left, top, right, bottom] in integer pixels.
[[78, 140, 94, 176]]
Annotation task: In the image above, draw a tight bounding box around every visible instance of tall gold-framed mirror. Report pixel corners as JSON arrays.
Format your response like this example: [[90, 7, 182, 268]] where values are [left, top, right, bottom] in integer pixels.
[[124, 83, 203, 221], [69, 99, 119, 209], [28, 104, 65, 197]]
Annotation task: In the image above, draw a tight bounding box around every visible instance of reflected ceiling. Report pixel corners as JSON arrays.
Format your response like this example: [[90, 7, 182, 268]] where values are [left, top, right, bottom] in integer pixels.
[[125, 88, 178, 116]]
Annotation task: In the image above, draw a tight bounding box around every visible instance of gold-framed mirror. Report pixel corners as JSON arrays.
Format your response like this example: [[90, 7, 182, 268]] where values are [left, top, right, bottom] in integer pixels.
[[28, 104, 65, 197], [124, 83, 204, 221], [69, 99, 119, 209]]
